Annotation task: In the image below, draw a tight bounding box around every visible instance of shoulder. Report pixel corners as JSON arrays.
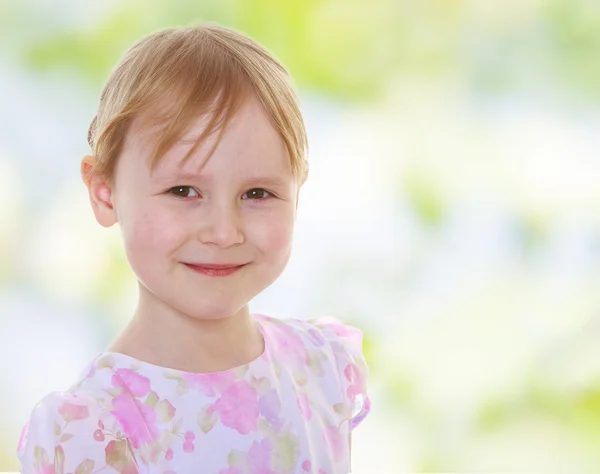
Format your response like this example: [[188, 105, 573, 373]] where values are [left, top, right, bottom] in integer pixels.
[[257, 314, 365, 355], [305, 317, 368, 381], [20, 390, 103, 440], [258, 314, 372, 430], [18, 390, 139, 474], [21, 354, 116, 445], [17, 356, 142, 473], [306, 316, 365, 347], [256, 313, 368, 386], [257, 313, 362, 340]]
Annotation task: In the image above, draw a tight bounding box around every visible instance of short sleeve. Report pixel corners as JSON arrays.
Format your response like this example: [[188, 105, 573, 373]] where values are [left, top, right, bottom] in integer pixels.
[[17, 391, 140, 474], [310, 317, 371, 430]]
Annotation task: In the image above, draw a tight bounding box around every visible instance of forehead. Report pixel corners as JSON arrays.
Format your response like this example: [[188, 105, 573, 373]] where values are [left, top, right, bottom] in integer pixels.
[[125, 96, 291, 180]]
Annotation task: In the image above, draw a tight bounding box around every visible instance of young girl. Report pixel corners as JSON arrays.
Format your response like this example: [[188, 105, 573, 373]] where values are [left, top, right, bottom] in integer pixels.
[[17, 24, 369, 474]]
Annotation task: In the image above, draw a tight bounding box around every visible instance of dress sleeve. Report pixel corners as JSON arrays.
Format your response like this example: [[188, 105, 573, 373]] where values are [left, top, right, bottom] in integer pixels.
[[17, 391, 140, 474], [310, 317, 371, 430]]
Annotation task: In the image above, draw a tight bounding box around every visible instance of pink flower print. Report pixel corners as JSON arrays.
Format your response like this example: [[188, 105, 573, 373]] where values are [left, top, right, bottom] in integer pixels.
[[323, 424, 345, 462], [184, 371, 236, 396], [269, 323, 309, 369], [301, 460, 312, 472], [182, 430, 196, 453], [258, 389, 283, 430], [350, 395, 371, 430], [17, 421, 29, 453], [252, 314, 272, 326], [94, 429, 105, 442], [110, 392, 158, 449], [247, 439, 276, 474], [38, 462, 56, 474], [344, 363, 365, 402], [297, 393, 312, 421], [212, 380, 259, 434], [183, 440, 195, 453], [58, 400, 89, 422], [165, 448, 174, 460], [112, 369, 151, 397]]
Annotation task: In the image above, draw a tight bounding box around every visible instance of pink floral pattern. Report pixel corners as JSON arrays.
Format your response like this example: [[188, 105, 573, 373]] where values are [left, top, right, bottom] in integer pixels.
[[58, 401, 89, 422], [110, 392, 159, 449], [258, 389, 283, 431], [247, 439, 277, 474], [184, 371, 237, 397], [112, 368, 151, 397], [211, 380, 260, 434], [17, 315, 370, 473], [17, 421, 29, 452], [344, 363, 366, 401]]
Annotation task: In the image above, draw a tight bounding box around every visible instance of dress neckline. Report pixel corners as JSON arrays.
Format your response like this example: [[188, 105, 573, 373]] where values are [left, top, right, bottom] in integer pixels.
[[95, 314, 270, 377]]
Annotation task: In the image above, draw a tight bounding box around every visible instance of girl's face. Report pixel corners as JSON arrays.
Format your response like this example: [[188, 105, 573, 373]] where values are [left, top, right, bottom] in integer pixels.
[[94, 96, 298, 320]]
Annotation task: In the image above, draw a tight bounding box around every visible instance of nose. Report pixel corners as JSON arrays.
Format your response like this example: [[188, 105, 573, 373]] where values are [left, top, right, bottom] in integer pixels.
[[197, 203, 244, 248]]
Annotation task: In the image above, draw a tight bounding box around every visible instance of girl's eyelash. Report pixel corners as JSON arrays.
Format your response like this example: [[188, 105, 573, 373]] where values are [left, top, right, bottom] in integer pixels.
[[168, 186, 200, 198], [242, 188, 274, 200], [167, 186, 276, 200]]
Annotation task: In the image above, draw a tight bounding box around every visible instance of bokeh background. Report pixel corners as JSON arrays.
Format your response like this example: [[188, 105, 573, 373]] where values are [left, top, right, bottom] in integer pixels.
[[2, 0, 600, 472]]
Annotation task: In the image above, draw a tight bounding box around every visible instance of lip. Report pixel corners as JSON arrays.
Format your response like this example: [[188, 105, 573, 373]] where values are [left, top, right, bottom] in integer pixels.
[[184, 262, 247, 277]]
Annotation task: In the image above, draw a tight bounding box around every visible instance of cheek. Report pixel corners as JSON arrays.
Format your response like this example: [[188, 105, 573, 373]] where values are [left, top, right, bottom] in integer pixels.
[[121, 205, 187, 262], [250, 209, 295, 261]]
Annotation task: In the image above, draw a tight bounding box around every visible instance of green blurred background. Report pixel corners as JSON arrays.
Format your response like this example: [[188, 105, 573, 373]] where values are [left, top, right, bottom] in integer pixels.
[[2, 0, 600, 472]]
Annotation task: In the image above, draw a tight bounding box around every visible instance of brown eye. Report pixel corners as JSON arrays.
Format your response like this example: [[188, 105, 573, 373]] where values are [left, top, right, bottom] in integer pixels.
[[169, 186, 199, 198], [242, 188, 271, 200]]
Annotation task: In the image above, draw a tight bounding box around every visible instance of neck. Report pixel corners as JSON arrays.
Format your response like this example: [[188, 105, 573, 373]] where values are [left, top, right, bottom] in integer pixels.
[[107, 282, 264, 373]]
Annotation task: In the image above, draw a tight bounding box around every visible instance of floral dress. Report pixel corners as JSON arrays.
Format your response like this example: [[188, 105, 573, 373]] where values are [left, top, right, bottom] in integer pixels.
[[17, 315, 370, 474]]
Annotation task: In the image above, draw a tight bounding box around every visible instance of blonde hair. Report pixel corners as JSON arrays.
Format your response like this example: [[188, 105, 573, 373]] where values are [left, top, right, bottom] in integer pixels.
[[87, 24, 308, 183]]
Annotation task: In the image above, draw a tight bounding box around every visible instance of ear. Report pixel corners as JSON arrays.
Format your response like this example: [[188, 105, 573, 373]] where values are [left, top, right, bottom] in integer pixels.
[[81, 155, 118, 227]]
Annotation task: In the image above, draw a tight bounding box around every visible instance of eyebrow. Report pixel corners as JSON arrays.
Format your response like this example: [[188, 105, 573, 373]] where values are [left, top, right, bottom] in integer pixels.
[[239, 176, 290, 189], [153, 172, 203, 184], [153, 173, 290, 189]]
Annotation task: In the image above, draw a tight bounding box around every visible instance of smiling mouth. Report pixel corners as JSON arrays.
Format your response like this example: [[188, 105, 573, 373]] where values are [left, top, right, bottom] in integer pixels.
[[183, 263, 247, 277]]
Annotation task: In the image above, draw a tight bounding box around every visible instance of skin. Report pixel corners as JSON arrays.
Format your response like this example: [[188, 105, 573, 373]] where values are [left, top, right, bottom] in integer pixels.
[[81, 94, 298, 373], [82, 93, 353, 461]]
